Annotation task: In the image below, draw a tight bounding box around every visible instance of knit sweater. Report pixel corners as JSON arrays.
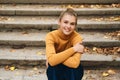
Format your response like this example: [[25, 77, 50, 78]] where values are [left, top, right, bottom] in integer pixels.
[[45, 29, 83, 68]]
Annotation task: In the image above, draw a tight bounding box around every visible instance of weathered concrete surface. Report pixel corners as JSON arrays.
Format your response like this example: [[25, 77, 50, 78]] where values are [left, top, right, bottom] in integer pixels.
[[0, 0, 120, 4], [0, 66, 120, 80], [0, 4, 120, 15]]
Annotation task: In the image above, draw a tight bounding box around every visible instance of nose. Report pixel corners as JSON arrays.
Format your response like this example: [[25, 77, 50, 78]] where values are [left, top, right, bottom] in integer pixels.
[[66, 23, 71, 28]]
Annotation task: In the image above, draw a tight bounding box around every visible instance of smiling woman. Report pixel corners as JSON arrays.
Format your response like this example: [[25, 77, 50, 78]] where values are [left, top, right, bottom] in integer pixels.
[[45, 8, 84, 80]]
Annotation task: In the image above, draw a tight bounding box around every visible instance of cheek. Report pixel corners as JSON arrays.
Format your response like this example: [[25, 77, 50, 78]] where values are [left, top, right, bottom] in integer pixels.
[[71, 26, 75, 30]]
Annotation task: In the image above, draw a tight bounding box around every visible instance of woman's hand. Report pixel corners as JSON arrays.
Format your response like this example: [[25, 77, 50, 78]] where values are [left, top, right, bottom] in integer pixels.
[[73, 42, 84, 53]]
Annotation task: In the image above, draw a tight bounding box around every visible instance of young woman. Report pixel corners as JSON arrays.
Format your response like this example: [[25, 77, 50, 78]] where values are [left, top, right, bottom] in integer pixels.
[[45, 8, 84, 80]]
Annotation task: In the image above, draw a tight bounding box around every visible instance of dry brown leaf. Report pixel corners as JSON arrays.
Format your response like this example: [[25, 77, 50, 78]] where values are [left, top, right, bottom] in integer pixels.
[[104, 36, 109, 39], [107, 69, 116, 75], [67, 5, 73, 9], [96, 48, 103, 54], [4, 65, 9, 70], [22, 31, 29, 35], [10, 66, 15, 71], [80, 5, 84, 8], [0, 17, 8, 21], [33, 67, 38, 71], [7, 18, 14, 21], [10, 49, 16, 52], [102, 72, 109, 77], [113, 17, 120, 21], [93, 47, 97, 51], [36, 51, 43, 55]]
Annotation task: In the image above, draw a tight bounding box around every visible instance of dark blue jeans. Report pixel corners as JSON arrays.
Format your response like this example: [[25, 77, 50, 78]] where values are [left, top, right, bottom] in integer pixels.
[[46, 63, 84, 80]]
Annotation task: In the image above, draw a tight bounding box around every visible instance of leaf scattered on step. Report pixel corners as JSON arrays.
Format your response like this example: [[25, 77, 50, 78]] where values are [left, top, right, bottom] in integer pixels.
[[10, 66, 15, 71], [4, 65, 10, 71], [102, 72, 109, 77], [104, 36, 109, 39], [7, 18, 14, 21], [113, 17, 120, 21], [22, 31, 29, 35], [91, 16, 120, 22], [4, 65, 16, 71], [0, 17, 8, 21], [107, 69, 116, 75], [10, 49, 16, 52], [105, 31, 120, 40], [67, 5, 73, 9], [85, 47, 120, 56], [33, 67, 38, 71], [93, 47, 97, 51], [36, 51, 43, 55], [61, 4, 120, 9]]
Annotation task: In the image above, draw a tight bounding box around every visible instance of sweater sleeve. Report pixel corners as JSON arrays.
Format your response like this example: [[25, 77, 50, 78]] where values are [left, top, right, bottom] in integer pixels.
[[63, 34, 83, 68], [45, 33, 75, 66]]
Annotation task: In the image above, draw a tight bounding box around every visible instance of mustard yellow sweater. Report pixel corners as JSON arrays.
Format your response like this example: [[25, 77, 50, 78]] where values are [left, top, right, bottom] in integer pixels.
[[45, 29, 83, 68]]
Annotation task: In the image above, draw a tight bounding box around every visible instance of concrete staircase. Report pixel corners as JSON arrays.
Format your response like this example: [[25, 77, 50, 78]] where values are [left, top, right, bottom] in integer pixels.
[[0, 0, 120, 80]]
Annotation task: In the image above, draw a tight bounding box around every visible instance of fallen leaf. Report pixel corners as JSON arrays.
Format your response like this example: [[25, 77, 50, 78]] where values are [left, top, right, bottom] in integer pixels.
[[22, 31, 29, 35], [104, 36, 109, 39], [0, 17, 8, 21], [113, 17, 120, 21], [33, 67, 38, 71], [4, 65, 9, 70], [67, 5, 73, 9], [107, 69, 116, 75], [10, 49, 16, 52], [10, 66, 15, 71], [36, 51, 43, 55], [7, 18, 14, 21], [102, 72, 109, 77], [80, 5, 84, 8], [93, 47, 97, 51]]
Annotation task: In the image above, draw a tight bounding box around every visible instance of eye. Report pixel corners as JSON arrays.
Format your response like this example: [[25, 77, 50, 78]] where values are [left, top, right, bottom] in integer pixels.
[[64, 21, 68, 24], [71, 22, 75, 26]]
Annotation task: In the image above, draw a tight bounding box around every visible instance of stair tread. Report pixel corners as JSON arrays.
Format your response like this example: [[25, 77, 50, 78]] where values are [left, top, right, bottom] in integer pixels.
[[0, 66, 47, 80], [0, 16, 120, 23], [0, 16, 119, 30], [0, 46, 120, 61], [1, 4, 120, 16], [0, 31, 119, 42], [1, 4, 120, 10], [0, 66, 120, 80], [0, 46, 45, 60], [0, 0, 119, 4]]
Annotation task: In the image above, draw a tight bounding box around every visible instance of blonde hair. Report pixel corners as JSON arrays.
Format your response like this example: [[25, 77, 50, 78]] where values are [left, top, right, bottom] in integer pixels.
[[59, 8, 77, 25]]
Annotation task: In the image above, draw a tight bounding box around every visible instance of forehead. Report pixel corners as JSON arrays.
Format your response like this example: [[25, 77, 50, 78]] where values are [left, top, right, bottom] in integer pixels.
[[61, 14, 76, 22]]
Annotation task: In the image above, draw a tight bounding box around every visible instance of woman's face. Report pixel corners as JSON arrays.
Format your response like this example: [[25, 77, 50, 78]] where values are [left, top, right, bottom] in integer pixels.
[[58, 14, 76, 35]]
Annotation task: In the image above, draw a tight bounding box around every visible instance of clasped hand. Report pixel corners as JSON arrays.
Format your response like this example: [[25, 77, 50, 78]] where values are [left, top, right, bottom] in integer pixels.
[[73, 42, 84, 53]]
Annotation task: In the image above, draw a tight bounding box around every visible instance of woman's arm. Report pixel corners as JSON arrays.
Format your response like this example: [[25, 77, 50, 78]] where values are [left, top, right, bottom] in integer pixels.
[[46, 33, 75, 66], [62, 34, 84, 68], [63, 52, 81, 68]]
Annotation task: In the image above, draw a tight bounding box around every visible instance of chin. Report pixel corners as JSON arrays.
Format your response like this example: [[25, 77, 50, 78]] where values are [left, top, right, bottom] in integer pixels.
[[63, 31, 72, 35]]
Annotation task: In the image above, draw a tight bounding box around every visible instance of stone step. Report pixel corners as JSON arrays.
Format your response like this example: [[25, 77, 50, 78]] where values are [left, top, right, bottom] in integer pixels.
[[0, 65, 47, 80], [0, 16, 120, 30], [0, 0, 119, 4], [0, 46, 120, 66], [0, 65, 120, 80], [0, 30, 119, 47], [0, 4, 120, 16]]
